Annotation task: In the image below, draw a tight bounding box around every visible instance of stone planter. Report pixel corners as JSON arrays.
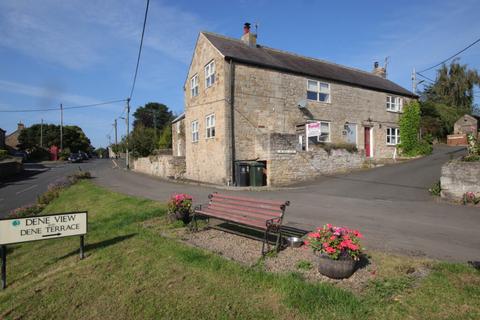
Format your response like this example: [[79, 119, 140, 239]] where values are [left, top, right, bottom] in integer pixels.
[[317, 254, 356, 279]]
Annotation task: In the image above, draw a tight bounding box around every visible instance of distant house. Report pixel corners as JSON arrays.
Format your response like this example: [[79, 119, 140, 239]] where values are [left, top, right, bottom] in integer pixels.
[[448, 114, 479, 146], [5, 123, 25, 150], [171, 113, 185, 157], [172, 23, 415, 186], [0, 128, 5, 149]]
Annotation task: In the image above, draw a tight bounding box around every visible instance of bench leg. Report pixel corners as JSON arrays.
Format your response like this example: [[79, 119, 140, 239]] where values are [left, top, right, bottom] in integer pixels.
[[192, 213, 198, 232], [262, 228, 270, 256], [275, 230, 282, 253]]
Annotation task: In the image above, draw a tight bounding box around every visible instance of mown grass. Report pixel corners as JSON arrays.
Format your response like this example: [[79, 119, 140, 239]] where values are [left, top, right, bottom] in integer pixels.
[[0, 181, 479, 319]]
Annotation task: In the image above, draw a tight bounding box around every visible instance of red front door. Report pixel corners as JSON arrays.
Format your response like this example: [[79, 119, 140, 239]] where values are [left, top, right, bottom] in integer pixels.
[[364, 127, 371, 157]]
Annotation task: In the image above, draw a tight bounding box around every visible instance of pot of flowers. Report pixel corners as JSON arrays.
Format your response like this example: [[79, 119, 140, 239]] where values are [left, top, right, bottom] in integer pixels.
[[304, 224, 363, 279], [167, 193, 193, 224]]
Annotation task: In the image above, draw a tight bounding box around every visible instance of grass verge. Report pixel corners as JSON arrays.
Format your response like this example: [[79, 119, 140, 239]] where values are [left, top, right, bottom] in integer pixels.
[[0, 181, 478, 319]]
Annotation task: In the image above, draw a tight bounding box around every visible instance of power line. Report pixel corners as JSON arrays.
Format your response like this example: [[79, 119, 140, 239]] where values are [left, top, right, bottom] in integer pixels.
[[418, 36, 480, 73], [416, 72, 435, 83], [128, 0, 150, 100], [0, 99, 127, 113]]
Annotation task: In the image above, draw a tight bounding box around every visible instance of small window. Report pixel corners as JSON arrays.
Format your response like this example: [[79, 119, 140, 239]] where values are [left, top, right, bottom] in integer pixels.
[[205, 61, 215, 88], [206, 114, 215, 138], [386, 127, 400, 145], [191, 120, 199, 143], [191, 74, 199, 97], [386, 96, 402, 112], [318, 121, 331, 142], [307, 80, 330, 103]]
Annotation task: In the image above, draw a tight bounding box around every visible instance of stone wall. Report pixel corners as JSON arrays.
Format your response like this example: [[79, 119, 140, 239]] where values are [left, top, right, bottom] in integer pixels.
[[133, 155, 186, 180], [441, 160, 480, 200], [255, 133, 364, 186]]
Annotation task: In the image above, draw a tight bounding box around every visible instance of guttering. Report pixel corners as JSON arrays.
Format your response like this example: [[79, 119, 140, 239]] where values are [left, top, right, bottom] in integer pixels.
[[229, 59, 236, 185]]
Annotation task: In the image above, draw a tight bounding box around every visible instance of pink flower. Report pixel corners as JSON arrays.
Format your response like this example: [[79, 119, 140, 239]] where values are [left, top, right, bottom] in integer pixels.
[[325, 246, 336, 254], [308, 232, 320, 238]]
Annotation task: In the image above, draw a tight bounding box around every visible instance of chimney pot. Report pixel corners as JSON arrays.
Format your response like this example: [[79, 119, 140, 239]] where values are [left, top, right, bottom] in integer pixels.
[[243, 22, 251, 34], [372, 62, 386, 78], [241, 22, 256, 47]]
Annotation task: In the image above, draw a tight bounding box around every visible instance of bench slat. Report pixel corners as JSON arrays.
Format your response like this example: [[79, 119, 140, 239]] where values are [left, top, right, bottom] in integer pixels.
[[201, 207, 269, 223], [196, 210, 271, 229], [210, 197, 283, 213], [207, 203, 281, 219], [211, 193, 287, 207]]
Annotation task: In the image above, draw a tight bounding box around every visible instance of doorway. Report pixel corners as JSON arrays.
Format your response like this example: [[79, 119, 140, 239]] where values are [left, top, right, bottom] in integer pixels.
[[364, 127, 373, 158]]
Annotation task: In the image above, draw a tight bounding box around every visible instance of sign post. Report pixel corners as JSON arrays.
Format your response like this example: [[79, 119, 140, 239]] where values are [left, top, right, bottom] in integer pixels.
[[0, 211, 88, 289]]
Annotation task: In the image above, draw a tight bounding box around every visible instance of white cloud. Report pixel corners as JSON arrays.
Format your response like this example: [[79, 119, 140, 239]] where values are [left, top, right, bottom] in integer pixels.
[[0, 0, 208, 69]]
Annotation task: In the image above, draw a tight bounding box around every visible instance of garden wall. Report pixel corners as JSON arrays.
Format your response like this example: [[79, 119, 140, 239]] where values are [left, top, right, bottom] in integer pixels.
[[133, 155, 186, 180], [255, 133, 365, 186], [440, 160, 480, 200]]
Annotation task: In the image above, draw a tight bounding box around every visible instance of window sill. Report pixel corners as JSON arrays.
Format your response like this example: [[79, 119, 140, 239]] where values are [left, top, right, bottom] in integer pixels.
[[386, 144, 399, 147], [386, 110, 402, 114], [307, 99, 331, 104]]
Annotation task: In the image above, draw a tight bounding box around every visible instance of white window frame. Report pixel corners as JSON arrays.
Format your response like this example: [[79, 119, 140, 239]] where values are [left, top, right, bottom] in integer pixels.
[[318, 121, 331, 142], [177, 140, 181, 156], [191, 120, 199, 143], [176, 121, 181, 134], [205, 60, 215, 88], [206, 113, 215, 139], [307, 80, 331, 103], [386, 96, 403, 112], [386, 127, 400, 145], [191, 74, 199, 97]]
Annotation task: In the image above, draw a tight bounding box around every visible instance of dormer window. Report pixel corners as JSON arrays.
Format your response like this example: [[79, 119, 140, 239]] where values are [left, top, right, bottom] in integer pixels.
[[205, 60, 215, 88], [307, 80, 330, 103], [386, 96, 402, 112]]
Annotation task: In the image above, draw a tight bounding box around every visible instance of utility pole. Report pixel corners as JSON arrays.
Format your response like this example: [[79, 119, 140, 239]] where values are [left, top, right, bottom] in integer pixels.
[[40, 118, 43, 148], [412, 68, 417, 94], [113, 119, 118, 149], [60, 103, 64, 151], [126, 98, 130, 169]]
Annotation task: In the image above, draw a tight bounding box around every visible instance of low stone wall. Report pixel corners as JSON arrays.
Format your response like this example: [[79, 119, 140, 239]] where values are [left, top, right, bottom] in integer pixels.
[[133, 155, 186, 180], [0, 160, 23, 178], [441, 160, 480, 200], [256, 133, 364, 186]]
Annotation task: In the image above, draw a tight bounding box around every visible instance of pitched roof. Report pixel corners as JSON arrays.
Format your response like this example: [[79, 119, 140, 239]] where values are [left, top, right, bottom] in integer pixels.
[[202, 32, 415, 97], [171, 112, 185, 124]]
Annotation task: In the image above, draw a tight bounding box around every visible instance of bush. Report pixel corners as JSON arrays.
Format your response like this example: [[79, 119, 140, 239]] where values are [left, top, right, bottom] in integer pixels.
[[0, 149, 7, 160], [58, 147, 71, 161], [29, 147, 50, 161]]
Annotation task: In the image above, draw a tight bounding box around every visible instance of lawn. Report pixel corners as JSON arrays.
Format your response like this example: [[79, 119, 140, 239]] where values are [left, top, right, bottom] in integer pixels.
[[0, 181, 478, 319]]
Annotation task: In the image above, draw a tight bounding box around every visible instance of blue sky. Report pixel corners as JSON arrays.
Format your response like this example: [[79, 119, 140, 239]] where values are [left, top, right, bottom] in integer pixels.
[[1, 0, 479, 148]]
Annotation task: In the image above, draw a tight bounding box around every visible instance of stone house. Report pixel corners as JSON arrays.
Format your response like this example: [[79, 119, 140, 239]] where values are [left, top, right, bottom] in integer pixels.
[[173, 23, 415, 186], [171, 113, 186, 157], [0, 128, 5, 149], [447, 114, 479, 146], [6, 123, 25, 150]]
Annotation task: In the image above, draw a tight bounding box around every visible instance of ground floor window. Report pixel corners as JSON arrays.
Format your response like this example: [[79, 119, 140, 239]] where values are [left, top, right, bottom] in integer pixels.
[[206, 113, 215, 138], [386, 127, 400, 145], [192, 120, 199, 142]]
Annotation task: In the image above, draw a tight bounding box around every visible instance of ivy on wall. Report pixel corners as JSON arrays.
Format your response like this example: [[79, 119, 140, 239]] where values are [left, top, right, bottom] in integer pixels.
[[399, 100, 432, 156]]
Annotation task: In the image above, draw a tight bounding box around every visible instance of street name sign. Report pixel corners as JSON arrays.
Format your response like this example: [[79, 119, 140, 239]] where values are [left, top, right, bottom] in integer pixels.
[[0, 212, 87, 245], [0, 211, 88, 289]]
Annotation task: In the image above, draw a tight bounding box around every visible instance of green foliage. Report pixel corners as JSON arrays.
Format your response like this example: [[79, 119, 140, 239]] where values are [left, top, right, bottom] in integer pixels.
[[319, 142, 358, 155], [423, 59, 480, 113], [399, 101, 432, 156], [94, 147, 107, 158], [428, 181, 441, 196], [132, 102, 174, 132], [158, 124, 172, 149], [28, 147, 50, 161], [130, 125, 157, 157], [0, 149, 7, 160], [58, 147, 71, 160], [18, 123, 92, 152], [296, 260, 313, 271]]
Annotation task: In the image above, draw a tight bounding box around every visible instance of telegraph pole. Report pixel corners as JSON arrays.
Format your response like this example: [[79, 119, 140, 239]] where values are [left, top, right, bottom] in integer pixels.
[[40, 118, 44, 148], [60, 103, 64, 150], [126, 98, 130, 169], [113, 119, 118, 150]]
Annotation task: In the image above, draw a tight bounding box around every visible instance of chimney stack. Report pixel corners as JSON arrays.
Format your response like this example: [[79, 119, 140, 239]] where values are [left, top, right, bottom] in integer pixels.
[[372, 61, 387, 78], [17, 123, 25, 131], [241, 22, 257, 47]]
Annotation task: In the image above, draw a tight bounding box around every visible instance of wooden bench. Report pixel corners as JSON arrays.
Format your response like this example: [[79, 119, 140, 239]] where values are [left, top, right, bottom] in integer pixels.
[[192, 192, 290, 254]]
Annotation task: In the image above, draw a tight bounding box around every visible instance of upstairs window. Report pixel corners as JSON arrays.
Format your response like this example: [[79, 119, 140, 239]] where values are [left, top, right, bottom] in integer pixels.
[[386, 96, 402, 112], [206, 114, 215, 138], [307, 80, 331, 103], [205, 61, 215, 88], [191, 74, 199, 97], [386, 127, 400, 145], [191, 120, 199, 143]]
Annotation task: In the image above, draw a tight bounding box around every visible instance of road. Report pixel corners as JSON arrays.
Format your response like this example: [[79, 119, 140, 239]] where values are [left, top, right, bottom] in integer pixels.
[[2, 146, 479, 262], [0, 161, 97, 217]]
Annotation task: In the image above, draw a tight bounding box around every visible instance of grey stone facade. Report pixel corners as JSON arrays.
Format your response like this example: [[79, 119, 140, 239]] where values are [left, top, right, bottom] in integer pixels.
[[441, 160, 480, 200], [180, 31, 414, 186]]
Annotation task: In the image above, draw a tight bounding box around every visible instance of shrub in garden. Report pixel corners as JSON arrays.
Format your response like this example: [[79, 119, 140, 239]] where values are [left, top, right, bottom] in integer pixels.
[[0, 149, 7, 160], [399, 101, 432, 156], [463, 133, 480, 162], [167, 193, 193, 224], [305, 224, 363, 261]]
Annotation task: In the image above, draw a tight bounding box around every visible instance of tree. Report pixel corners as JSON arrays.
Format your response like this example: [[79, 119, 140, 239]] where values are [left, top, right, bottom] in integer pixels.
[[158, 125, 172, 149], [130, 125, 157, 157], [423, 59, 480, 113], [132, 102, 174, 133], [18, 123, 92, 152]]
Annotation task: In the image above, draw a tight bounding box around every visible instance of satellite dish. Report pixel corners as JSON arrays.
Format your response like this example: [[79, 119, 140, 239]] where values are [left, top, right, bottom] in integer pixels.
[[297, 99, 307, 109]]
